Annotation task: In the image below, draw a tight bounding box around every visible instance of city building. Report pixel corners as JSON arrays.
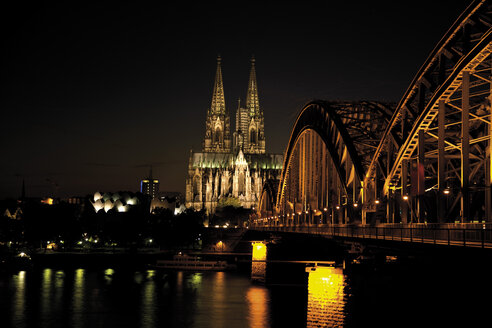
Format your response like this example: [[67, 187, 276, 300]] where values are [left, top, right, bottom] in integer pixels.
[[91, 191, 140, 213], [150, 192, 184, 214], [186, 56, 283, 214], [140, 167, 159, 200]]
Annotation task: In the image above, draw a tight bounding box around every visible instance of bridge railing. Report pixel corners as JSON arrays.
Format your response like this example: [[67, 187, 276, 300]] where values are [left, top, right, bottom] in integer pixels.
[[253, 223, 492, 249]]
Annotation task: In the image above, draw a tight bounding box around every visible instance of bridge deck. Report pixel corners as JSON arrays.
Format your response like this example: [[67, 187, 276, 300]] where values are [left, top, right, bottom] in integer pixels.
[[254, 224, 492, 249]]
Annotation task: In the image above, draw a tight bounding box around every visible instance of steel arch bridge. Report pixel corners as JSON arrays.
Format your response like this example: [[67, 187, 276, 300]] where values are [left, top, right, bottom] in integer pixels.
[[256, 0, 492, 241]]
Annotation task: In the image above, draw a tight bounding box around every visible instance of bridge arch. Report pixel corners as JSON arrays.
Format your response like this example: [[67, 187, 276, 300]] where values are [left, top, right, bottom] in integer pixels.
[[365, 0, 492, 224], [258, 179, 279, 223], [276, 101, 393, 225], [256, 0, 492, 228]]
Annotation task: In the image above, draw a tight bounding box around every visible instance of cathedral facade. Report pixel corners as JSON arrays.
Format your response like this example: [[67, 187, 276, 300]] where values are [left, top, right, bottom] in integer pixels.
[[185, 57, 283, 214]]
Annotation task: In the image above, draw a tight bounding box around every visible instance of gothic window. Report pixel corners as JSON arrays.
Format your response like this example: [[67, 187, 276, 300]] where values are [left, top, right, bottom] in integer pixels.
[[193, 176, 201, 196], [238, 171, 245, 195], [250, 128, 256, 144], [215, 127, 222, 144]]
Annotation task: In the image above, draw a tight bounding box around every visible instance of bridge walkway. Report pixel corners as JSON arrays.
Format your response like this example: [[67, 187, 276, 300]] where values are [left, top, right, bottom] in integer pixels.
[[254, 223, 492, 249]]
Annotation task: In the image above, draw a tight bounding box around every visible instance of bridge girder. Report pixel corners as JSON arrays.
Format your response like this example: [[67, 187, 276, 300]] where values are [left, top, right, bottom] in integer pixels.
[[365, 0, 492, 224], [256, 0, 492, 227], [275, 101, 393, 225]]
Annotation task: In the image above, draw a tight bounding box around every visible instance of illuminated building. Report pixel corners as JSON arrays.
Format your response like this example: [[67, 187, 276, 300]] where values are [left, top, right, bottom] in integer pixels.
[[140, 167, 159, 200], [91, 191, 140, 213], [186, 56, 282, 213]]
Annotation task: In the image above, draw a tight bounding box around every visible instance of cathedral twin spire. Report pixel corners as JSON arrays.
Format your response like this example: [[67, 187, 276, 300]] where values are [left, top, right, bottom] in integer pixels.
[[203, 56, 265, 154], [245, 56, 261, 117], [210, 56, 226, 115]]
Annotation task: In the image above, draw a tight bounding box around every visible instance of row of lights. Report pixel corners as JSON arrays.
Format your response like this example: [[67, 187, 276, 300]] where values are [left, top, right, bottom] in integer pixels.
[[258, 188, 453, 222], [401, 188, 451, 201]]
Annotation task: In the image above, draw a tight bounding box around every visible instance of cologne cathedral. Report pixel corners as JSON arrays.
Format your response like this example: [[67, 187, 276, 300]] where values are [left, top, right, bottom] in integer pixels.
[[185, 56, 283, 214]]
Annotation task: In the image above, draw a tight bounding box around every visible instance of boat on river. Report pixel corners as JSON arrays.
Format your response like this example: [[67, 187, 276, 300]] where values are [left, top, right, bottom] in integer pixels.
[[155, 253, 228, 271]]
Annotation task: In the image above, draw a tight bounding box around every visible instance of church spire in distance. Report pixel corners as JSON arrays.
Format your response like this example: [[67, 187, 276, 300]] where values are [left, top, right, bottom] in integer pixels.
[[246, 55, 261, 117], [203, 55, 231, 153], [210, 55, 226, 115]]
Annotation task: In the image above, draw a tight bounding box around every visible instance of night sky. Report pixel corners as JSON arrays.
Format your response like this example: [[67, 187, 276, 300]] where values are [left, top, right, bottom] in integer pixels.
[[1, 1, 472, 199]]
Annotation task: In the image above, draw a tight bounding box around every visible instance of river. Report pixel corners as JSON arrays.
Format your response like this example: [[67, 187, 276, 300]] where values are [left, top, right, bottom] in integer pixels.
[[1, 255, 490, 327]]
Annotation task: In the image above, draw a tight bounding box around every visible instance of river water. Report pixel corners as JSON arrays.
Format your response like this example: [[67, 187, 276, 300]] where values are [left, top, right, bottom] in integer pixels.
[[1, 257, 490, 328]]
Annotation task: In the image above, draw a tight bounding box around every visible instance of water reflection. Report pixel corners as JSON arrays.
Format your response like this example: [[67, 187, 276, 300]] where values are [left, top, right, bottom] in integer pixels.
[[12, 271, 26, 328], [246, 286, 270, 328], [104, 268, 114, 284], [307, 266, 346, 327], [140, 270, 156, 328], [211, 271, 226, 327], [72, 269, 85, 328], [41, 268, 53, 328], [4, 268, 274, 328]]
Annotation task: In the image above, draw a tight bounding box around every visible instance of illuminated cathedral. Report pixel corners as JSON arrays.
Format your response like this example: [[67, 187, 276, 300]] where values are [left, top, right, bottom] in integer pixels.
[[185, 56, 283, 214]]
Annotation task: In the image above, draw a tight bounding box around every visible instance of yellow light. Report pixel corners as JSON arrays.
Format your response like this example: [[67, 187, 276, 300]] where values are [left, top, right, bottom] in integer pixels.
[[246, 286, 270, 327], [41, 198, 54, 205], [305, 210, 309, 214], [307, 266, 345, 327], [252, 242, 267, 261], [375, 199, 380, 204], [251, 242, 267, 283], [443, 189, 450, 195], [336, 206, 340, 210], [323, 208, 327, 211], [403, 195, 409, 200], [353, 203, 358, 208]]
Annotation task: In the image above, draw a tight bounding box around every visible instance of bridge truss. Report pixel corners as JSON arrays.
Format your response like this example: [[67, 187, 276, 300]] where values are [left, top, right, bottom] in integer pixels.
[[257, 0, 492, 229]]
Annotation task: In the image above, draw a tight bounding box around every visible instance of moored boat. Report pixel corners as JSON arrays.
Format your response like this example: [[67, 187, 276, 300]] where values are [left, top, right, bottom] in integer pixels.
[[155, 253, 228, 271]]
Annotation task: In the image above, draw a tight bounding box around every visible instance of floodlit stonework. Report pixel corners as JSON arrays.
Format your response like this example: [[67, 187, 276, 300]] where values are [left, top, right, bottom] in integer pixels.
[[186, 57, 282, 214]]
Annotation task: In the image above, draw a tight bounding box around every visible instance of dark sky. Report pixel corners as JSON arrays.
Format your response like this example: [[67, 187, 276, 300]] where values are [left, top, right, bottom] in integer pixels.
[[0, 1, 472, 199]]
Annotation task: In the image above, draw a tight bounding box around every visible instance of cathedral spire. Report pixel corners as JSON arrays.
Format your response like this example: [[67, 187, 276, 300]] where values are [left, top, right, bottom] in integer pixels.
[[210, 55, 226, 115], [245, 55, 260, 117], [203, 56, 231, 153]]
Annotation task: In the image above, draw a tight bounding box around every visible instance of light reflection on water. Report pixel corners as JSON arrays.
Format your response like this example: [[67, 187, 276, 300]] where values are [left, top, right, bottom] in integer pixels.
[[40, 268, 52, 328], [307, 266, 346, 327], [140, 270, 156, 328], [72, 268, 84, 328], [3, 266, 349, 328], [246, 286, 270, 328], [12, 271, 26, 328]]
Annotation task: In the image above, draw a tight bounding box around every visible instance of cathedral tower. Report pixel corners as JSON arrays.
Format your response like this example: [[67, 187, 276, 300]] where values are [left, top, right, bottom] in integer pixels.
[[203, 56, 232, 153], [243, 56, 265, 154], [186, 56, 282, 214]]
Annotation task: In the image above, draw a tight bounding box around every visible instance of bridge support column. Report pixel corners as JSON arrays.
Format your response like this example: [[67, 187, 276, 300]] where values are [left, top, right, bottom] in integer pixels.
[[487, 61, 492, 223], [401, 159, 409, 224], [417, 130, 425, 223], [387, 189, 393, 224], [461, 71, 470, 223], [438, 100, 447, 223]]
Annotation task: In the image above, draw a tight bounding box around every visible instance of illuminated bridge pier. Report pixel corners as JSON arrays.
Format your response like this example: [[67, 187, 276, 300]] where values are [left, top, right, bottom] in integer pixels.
[[254, 0, 492, 249]]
